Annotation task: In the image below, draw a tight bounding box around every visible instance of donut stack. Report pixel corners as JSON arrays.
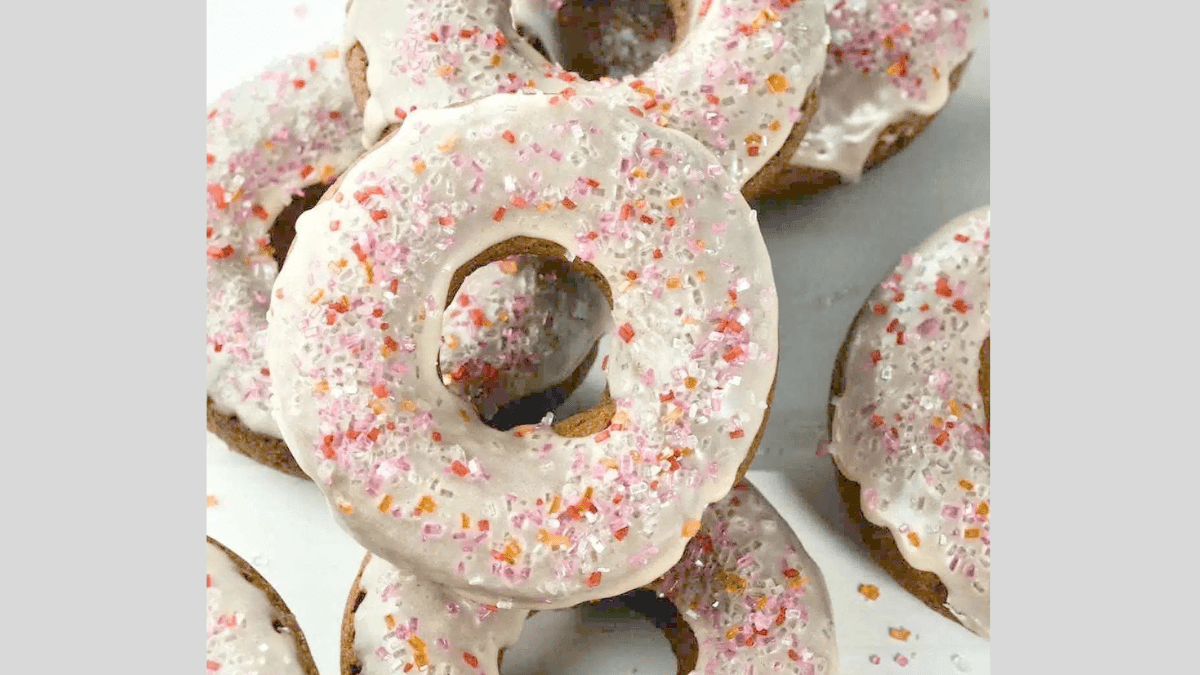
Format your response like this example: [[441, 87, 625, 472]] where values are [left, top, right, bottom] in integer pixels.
[[207, 0, 990, 671]]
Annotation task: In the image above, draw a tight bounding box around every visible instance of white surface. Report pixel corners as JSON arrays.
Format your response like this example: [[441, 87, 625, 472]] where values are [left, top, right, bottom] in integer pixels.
[[206, 2, 991, 673]]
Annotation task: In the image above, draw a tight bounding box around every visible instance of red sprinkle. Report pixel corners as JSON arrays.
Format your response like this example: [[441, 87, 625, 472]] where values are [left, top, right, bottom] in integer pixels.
[[618, 323, 635, 343]]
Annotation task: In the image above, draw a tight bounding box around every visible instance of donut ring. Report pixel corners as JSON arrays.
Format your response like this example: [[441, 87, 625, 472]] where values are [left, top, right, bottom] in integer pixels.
[[770, 0, 990, 195], [206, 536, 319, 675], [340, 479, 838, 675], [827, 206, 990, 637], [266, 93, 779, 608], [341, 0, 830, 196], [206, 46, 603, 475]]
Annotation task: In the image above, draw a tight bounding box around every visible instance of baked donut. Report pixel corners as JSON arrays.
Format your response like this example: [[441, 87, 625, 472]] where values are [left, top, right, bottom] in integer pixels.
[[206, 536, 319, 675], [206, 47, 603, 474], [827, 206, 990, 637], [340, 479, 837, 674], [341, 0, 830, 196], [266, 92, 779, 608], [775, 0, 990, 194]]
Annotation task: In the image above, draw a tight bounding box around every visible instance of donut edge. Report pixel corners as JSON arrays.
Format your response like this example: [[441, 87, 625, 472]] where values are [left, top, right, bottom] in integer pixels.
[[757, 55, 975, 200], [206, 535, 321, 675], [825, 303, 963, 628], [207, 397, 310, 479]]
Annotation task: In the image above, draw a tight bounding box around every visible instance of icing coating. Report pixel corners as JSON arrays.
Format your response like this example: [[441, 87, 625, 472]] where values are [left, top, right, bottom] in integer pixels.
[[266, 93, 779, 609], [207, 44, 365, 436], [206, 47, 599, 440], [349, 480, 837, 675], [790, 0, 989, 180], [206, 541, 306, 674], [828, 205, 990, 637], [344, 0, 830, 186], [440, 254, 609, 421]]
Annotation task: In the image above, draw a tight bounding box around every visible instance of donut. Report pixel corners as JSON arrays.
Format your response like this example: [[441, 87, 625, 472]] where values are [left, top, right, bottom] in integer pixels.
[[265, 92, 780, 608], [206, 536, 319, 675], [826, 206, 990, 637], [340, 480, 838, 674], [774, 0, 990, 194], [341, 0, 831, 196], [206, 47, 602, 475]]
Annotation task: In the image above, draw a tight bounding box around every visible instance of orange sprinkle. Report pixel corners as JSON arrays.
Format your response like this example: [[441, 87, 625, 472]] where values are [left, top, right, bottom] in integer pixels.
[[858, 584, 880, 600], [206, 495, 218, 507], [669, 195, 685, 208], [666, 276, 682, 289], [907, 532, 921, 547], [959, 479, 975, 491], [976, 501, 990, 517], [889, 627, 912, 641], [766, 73, 790, 93], [411, 160, 426, 174], [684, 376, 699, 389], [549, 494, 562, 514], [538, 529, 570, 548], [384, 614, 396, 630], [682, 520, 702, 537], [729, 429, 745, 439], [964, 528, 981, 539], [338, 500, 355, 514], [408, 636, 429, 669], [416, 495, 437, 514], [378, 495, 393, 513], [490, 54, 502, 67]]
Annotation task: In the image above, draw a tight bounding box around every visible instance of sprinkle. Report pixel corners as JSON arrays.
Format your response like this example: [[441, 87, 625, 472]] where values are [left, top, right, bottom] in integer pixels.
[[859, 584, 880, 600], [206, 495, 218, 507], [766, 73, 790, 93], [889, 627, 912, 641]]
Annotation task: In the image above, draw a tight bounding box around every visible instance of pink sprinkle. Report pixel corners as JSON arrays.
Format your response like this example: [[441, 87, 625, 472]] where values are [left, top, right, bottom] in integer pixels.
[[869, 655, 881, 665], [292, 4, 308, 19], [895, 654, 910, 667]]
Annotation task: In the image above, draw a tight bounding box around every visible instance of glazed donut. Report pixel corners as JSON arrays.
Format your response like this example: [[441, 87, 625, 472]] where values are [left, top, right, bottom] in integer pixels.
[[827, 206, 990, 637], [341, 0, 830, 196], [777, 0, 990, 194], [266, 93, 779, 608], [206, 47, 602, 475], [206, 536, 319, 675], [340, 480, 838, 674]]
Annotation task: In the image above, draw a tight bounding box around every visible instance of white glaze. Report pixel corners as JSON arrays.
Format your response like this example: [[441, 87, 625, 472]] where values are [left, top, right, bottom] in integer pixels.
[[207, 44, 365, 436], [828, 206, 990, 637], [206, 541, 308, 674], [349, 480, 838, 675], [206, 46, 601, 442], [790, 0, 988, 180], [266, 93, 779, 609], [344, 0, 830, 187]]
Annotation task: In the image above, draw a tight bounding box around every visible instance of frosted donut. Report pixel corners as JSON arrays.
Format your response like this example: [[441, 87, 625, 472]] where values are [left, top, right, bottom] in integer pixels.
[[340, 479, 838, 674], [342, 0, 831, 195], [827, 206, 989, 637], [206, 47, 602, 475], [266, 93, 779, 608], [206, 536, 318, 675], [777, 0, 990, 193]]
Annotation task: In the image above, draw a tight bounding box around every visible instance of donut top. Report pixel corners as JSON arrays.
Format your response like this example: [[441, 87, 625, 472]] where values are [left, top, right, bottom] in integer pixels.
[[344, 0, 830, 186], [266, 93, 779, 608], [207, 44, 365, 436], [790, 0, 989, 180], [349, 480, 837, 675], [828, 206, 990, 637], [440, 254, 609, 420], [206, 541, 306, 675]]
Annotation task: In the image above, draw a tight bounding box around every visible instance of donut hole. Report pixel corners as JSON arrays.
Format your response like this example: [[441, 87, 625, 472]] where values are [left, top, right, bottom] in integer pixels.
[[512, 0, 679, 80], [269, 182, 333, 269], [979, 335, 990, 428], [502, 589, 695, 675], [439, 237, 615, 435]]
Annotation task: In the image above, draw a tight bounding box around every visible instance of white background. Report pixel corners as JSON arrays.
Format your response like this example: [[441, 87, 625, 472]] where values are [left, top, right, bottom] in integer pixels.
[[206, 1, 991, 673]]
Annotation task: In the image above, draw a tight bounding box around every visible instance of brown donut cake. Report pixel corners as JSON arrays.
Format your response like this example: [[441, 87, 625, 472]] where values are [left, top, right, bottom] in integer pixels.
[[340, 480, 837, 675], [826, 206, 990, 637], [341, 0, 829, 199], [206, 536, 319, 675], [206, 45, 606, 476]]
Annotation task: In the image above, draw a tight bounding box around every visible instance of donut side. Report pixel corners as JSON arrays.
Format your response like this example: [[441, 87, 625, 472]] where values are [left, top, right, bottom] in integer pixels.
[[758, 56, 972, 198], [206, 536, 320, 675]]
